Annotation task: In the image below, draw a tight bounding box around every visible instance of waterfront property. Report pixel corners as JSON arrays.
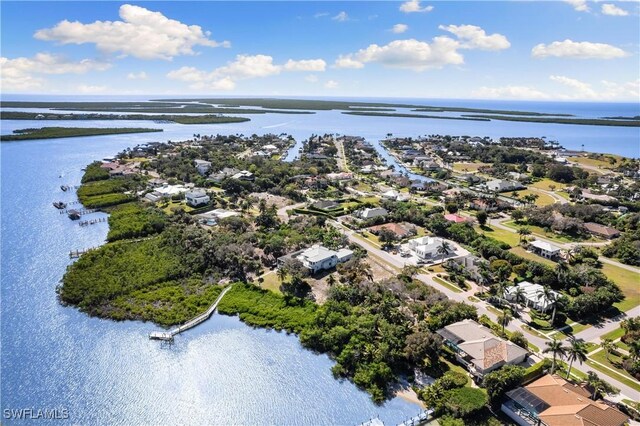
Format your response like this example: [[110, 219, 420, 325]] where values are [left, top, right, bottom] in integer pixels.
[[437, 319, 528, 379], [185, 189, 210, 207], [502, 374, 629, 426], [504, 281, 559, 312], [528, 240, 562, 260], [356, 207, 388, 220], [278, 244, 354, 274]]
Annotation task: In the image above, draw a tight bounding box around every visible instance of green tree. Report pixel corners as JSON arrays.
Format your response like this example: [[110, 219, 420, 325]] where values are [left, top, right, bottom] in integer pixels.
[[543, 338, 567, 374], [483, 365, 525, 406], [537, 285, 559, 324], [600, 338, 614, 362], [443, 387, 488, 418], [565, 339, 588, 379], [476, 210, 488, 227], [437, 240, 453, 263], [518, 227, 531, 243], [497, 309, 513, 334]]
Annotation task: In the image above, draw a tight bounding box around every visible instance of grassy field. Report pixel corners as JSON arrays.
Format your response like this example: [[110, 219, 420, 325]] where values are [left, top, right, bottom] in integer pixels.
[[1, 126, 162, 141], [510, 246, 557, 267], [568, 156, 619, 169], [451, 162, 491, 172], [529, 178, 567, 191], [160, 201, 194, 215], [475, 225, 520, 247], [432, 276, 464, 293], [509, 189, 556, 206], [602, 262, 640, 311], [259, 271, 282, 293], [502, 220, 593, 244], [588, 350, 640, 392]]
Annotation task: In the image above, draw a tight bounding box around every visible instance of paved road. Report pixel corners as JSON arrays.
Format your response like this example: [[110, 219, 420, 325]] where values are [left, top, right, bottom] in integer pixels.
[[331, 219, 639, 400], [276, 202, 307, 222]]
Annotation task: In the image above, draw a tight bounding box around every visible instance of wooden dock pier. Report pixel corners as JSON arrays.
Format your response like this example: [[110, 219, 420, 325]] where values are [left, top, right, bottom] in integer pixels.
[[69, 247, 95, 258], [149, 285, 234, 341], [396, 410, 433, 426], [79, 217, 107, 226]]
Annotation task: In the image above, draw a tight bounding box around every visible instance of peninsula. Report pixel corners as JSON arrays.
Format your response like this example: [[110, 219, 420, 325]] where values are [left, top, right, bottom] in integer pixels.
[[0, 127, 163, 141]]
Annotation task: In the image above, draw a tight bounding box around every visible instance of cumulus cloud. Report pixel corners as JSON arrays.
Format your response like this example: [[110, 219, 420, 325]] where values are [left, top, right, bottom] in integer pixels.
[[439, 24, 510, 50], [34, 4, 229, 60], [400, 0, 434, 13], [167, 54, 326, 90], [565, 0, 590, 12], [391, 24, 409, 34], [334, 55, 365, 69], [549, 75, 597, 98], [127, 71, 148, 80], [532, 39, 627, 59], [0, 53, 111, 91], [472, 85, 550, 100], [324, 80, 339, 89], [332, 11, 349, 22], [283, 59, 326, 72], [601, 3, 629, 15]]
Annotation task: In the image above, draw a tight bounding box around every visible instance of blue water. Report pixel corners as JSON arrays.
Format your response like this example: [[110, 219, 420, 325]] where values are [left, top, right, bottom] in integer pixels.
[[1, 96, 639, 425]]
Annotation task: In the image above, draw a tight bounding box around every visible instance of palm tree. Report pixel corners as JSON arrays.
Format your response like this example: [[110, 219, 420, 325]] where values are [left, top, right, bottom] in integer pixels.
[[628, 340, 640, 362], [327, 274, 337, 287], [537, 285, 559, 325], [565, 339, 588, 379], [436, 240, 452, 263], [600, 338, 614, 362], [555, 261, 569, 284], [512, 285, 526, 311], [498, 310, 513, 334], [543, 338, 567, 374], [276, 267, 287, 283], [518, 227, 531, 244]]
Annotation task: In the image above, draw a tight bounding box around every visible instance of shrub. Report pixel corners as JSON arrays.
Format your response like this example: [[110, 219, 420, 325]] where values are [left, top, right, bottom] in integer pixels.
[[443, 387, 488, 418]]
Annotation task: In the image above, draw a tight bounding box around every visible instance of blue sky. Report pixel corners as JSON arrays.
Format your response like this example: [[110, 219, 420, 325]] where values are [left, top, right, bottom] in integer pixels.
[[1, 1, 639, 101]]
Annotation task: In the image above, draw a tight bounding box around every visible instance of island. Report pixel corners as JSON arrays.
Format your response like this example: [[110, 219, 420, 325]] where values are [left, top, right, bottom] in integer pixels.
[[0, 111, 251, 125], [0, 127, 163, 141], [57, 129, 640, 426]]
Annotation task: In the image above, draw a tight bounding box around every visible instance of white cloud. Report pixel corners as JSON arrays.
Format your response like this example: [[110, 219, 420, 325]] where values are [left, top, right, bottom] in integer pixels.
[[283, 59, 326, 72], [167, 54, 326, 90], [332, 12, 349, 22], [34, 4, 229, 60], [335, 37, 463, 71], [472, 85, 550, 100], [334, 55, 365, 69], [0, 53, 111, 91], [601, 3, 629, 15], [305, 74, 319, 83], [600, 79, 639, 99], [77, 84, 107, 93], [400, 0, 434, 13], [439, 24, 510, 51], [549, 75, 597, 98], [324, 80, 339, 89], [565, 0, 590, 12], [532, 39, 627, 59], [127, 71, 148, 80], [314, 12, 329, 18], [391, 24, 409, 34]]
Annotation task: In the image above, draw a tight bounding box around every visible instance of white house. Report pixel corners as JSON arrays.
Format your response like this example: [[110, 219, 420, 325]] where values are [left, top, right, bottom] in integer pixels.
[[529, 239, 561, 259], [185, 190, 210, 207], [403, 236, 450, 261], [278, 244, 353, 274], [194, 159, 212, 175], [485, 179, 523, 193], [231, 170, 255, 181], [357, 207, 388, 220], [504, 281, 559, 312]]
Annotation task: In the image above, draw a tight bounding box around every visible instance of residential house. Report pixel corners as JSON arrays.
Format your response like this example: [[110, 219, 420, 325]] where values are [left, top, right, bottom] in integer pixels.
[[485, 179, 524, 193], [504, 281, 559, 312], [368, 222, 416, 239], [402, 236, 451, 261], [357, 207, 388, 220], [444, 213, 470, 224], [194, 159, 212, 175], [277, 244, 353, 274], [528, 240, 561, 259], [185, 190, 210, 207], [231, 170, 255, 181], [208, 167, 239, 183], [311, 200, 340, 211], [144, 192, 163, 203], [583, 222, 620, 239], [469, 198, 499, 212], [326, 172, 354, 181], [448, 254, 483, 282], [437, 319, 528, 379], [502, 374, 629, 426]]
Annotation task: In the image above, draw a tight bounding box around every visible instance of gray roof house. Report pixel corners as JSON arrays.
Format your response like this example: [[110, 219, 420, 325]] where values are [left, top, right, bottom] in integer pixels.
[[437, 319, 528, 379], [194, 159, 212, 175], [185, 189, 210, 207], [357, 207, 388, 220], [277, 244, 353, 274]]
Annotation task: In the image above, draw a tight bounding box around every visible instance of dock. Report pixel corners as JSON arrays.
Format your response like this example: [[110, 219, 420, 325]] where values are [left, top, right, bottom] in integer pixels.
[[69, 247, 95, 258], [149, 285, 233, 341], [79, 217, 107, 226], [396, 410, 433, 426]]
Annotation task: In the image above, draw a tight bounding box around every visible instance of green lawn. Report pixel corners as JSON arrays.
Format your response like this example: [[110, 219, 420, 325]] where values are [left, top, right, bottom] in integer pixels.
[[550, 322, 591, 340], [259, 271, 282, 293], [509, 189, 556, 206], [601, 327, 626, 341], [451, 162, 491, 172], [503, 220, 591, 244], [601, 262, 640, 311], [433, 276, 463, 293], [475, 225, 520, 247], [510, 246, 557, 267], [530, 178, 568, 191], [588, 350, 640, 392]]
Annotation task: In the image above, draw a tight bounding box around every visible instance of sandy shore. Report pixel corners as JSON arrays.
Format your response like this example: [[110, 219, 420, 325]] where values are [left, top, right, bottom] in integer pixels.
[[395, 387, 426, 408]]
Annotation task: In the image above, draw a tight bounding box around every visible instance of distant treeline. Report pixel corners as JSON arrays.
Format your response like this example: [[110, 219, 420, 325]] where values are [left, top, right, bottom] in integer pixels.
[[0, 111, 250, 124], [342, 111, 491, 121], [0, 127, 162, 141], [462, 114, 640, 127]]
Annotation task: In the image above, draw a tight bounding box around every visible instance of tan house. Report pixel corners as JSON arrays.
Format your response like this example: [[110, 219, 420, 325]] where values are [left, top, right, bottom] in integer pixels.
[[502, 374, 629, 426], [583, 222, 621, 239]]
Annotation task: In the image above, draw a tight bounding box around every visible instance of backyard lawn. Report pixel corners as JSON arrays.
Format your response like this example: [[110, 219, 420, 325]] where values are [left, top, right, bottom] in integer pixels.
[[588, 350, 640, 392], [451, 162, 491, 172], [529, 178, 567, 191], [509, 189, 556, 206]]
